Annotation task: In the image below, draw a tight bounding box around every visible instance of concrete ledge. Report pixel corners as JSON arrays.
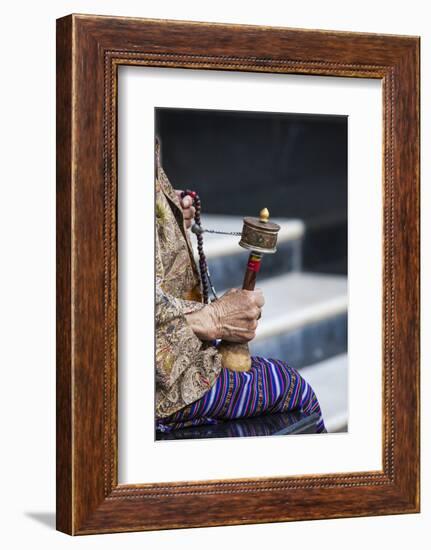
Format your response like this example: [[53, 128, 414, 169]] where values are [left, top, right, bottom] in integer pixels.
[[251, 272, 348, 340], [249, 272, 348, 369], [300, 354, 348, 433], [251, 312, 347, 370]]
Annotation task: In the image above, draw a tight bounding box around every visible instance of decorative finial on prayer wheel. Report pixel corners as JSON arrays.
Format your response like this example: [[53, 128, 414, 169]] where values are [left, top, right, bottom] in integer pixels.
[[259, 208, 270, 223]]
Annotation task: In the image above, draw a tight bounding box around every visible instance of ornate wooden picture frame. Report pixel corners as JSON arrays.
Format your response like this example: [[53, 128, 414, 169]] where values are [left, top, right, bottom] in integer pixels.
[[56, 14, 420, 534]]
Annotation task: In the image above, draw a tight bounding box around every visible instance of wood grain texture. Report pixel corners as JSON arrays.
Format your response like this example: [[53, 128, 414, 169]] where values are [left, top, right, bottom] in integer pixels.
[[56, 14, 420, 535], [56, 16, 73, 535]]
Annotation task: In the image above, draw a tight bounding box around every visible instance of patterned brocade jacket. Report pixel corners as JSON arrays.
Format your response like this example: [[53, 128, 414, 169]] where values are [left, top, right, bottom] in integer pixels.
[[155, 147, 222, 418]]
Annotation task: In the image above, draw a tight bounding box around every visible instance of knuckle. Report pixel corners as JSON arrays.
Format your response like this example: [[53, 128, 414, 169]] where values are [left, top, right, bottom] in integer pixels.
[[246, 309, 255, 320], [255, 289, 264, 301], [247, 318, 257, 329], [245, 293, 255, 306]]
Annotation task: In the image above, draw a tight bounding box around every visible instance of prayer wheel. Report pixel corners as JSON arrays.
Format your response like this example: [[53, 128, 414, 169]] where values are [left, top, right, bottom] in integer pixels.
[[218, 209, 281, 372]]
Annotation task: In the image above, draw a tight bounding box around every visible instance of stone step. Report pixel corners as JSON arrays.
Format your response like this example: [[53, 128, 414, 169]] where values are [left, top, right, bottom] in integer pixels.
[[193, 214, 305, 290], [299, 354, 348, 433], [249, 272, 347, 368]]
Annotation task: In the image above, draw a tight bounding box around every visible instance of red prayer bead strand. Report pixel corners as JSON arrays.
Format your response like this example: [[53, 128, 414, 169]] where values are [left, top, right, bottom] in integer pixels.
[[181, 189, 209, 304]]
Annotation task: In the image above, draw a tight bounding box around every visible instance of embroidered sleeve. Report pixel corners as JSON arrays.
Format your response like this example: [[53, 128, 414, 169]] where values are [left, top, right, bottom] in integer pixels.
[[153, 146, 221, 417], [155, 230, 208, 393]]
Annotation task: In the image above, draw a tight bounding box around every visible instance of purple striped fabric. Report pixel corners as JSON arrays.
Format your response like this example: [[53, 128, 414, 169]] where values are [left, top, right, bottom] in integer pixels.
[[156, 356, 326, 433]]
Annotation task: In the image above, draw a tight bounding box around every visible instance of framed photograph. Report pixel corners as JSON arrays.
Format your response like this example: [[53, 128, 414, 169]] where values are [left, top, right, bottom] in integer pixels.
[[56, 14, 420, 534]]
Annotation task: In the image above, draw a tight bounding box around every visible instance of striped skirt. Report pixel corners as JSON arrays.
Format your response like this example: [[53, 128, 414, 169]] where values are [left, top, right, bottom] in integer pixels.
[[156, 356, 326, 434]]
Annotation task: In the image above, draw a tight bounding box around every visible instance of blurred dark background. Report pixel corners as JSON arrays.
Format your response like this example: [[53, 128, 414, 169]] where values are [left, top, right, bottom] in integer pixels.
[[155, 107, 347, 274]]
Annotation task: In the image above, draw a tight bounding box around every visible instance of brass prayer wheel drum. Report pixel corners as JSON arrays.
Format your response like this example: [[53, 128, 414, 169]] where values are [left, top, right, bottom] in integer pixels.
[[239, 209, 281, 254]]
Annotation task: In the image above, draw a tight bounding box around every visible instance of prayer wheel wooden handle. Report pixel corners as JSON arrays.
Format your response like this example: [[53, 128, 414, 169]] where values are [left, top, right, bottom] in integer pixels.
[[218, 208, 280, 372], [242, 252, 262, 291], [218, 252, 260, 372]]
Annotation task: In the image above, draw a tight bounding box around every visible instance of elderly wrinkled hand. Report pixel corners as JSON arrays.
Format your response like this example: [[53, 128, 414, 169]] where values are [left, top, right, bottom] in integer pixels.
[[175, 190, 196, 230], [185, 288, 265, 343]]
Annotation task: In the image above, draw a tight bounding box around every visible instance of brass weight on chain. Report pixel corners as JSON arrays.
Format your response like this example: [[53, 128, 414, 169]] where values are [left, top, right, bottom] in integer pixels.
[[218, 209, 281, 372]]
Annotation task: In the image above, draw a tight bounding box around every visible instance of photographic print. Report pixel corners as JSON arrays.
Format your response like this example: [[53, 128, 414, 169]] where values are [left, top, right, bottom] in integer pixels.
[[56, 15, 419, 534], [154, 107, 348, 440]]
